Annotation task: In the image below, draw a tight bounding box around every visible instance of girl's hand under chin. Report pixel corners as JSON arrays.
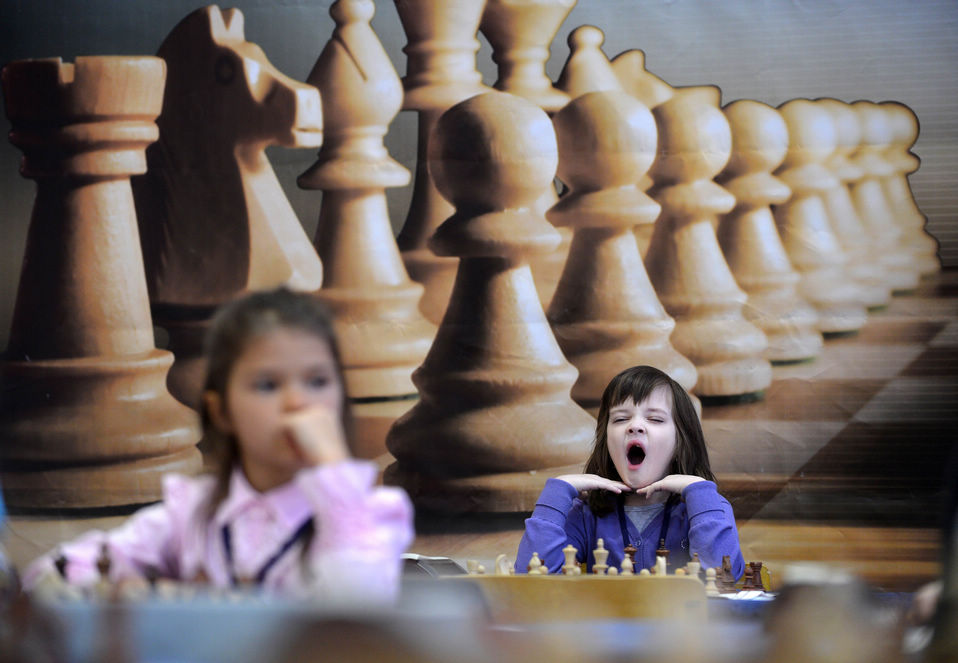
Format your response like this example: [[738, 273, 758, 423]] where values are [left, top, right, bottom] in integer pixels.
[[282, 405, 349, 466], [634, 474, 705, 499], [556, 473, 632, 496]]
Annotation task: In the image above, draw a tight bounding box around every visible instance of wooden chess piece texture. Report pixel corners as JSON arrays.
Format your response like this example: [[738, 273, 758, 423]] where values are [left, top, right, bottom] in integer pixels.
[[716, 99, 823, 363], [547, 90, 697, 411], [644, 86, 772, 400], [132, 5, 324, 408], [480, 0, 575, 113], [772, 99, 867, 334], [556, 25, 623, 97], [385, 91, 595, 513], [610, 47, 675, 256], [297, 0, 435, 457], [849, 100, 920, 293], [481, 0, 577, 308], [0, 56, 200, 509], [880, 101, 940, 277], [393, 0, 492, 325], [816, 98, 892, 310]]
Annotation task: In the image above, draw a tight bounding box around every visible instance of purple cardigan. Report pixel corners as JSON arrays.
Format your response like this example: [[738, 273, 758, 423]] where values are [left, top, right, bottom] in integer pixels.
[[516, 478, 745, 578]]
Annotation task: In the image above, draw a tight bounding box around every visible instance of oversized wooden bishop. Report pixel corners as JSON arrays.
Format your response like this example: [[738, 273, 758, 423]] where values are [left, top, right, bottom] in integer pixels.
[[298, 0, 435, 457]]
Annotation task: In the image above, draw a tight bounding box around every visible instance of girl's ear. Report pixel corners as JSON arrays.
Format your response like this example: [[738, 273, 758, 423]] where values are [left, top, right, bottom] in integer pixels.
[[204, 391, 233, 434]]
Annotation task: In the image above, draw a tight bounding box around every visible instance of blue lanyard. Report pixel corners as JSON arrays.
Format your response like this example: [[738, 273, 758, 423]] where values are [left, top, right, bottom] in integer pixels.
[[616, 498, 671, 559], [221, 517, 314, 586]]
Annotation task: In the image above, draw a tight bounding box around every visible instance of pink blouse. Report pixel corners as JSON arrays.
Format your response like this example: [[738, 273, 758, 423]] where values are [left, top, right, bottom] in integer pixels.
[[23, 460, 414, 603]]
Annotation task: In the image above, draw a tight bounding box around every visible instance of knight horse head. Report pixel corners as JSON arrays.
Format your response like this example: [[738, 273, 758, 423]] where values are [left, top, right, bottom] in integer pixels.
[[135, 4, 323, 308]]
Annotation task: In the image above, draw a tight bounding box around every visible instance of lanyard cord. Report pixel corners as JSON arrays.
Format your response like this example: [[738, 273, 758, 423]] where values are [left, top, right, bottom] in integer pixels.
[[221, 516, 314, 587], [616, 498, 672, 555]]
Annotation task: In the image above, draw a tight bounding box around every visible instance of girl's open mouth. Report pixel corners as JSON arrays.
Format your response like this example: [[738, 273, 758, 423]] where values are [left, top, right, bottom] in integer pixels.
[[627, 442, 646, 467]]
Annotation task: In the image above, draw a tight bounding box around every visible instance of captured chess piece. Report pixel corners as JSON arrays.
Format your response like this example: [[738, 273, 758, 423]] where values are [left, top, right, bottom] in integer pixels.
[[297, 0, 435, 457], [547, 90, 697, 412], [393, 0, 492, 325], [879, 101, 940, 277], [385, 91, 596, 513], [132, 5, 324, 408], [816, 98, 892, 310], [644, 86, 772, 400], [849, 100, 920, 294], [0, 56, 201, 508], [773, 99, 868, 335], [716, 99, 823, 363]]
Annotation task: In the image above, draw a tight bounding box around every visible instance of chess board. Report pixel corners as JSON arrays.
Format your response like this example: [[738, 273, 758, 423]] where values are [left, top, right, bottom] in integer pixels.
[[405, 269, 958, 592]]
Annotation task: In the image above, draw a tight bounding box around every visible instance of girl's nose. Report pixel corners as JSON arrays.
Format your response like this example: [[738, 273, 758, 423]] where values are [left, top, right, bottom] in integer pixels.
[[627, 420, 645, 434], [282, 384, 307, 411]]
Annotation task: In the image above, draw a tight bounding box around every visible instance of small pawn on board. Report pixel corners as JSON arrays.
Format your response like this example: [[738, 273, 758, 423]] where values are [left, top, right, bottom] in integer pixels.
[[705, 567, 720, 597], [527, 553, 546, 576]]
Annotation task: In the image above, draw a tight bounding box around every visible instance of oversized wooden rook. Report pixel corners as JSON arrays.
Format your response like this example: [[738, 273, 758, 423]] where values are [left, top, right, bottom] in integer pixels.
[[547, 90, 697, 411], [298, 0, 435, 457], [481, 0, 577, 307], [393, 0, 492, 325], [880, 101, 940, 277], [773, 99, 867, 335], [817, 98, 891, 310], [0, 56, 201, 508], [132, 6, 324, 408], [716, 100, 822, 363], [385, 92, 595, 512], [849, 100, 920, 293], [644, 87, 772, 400]]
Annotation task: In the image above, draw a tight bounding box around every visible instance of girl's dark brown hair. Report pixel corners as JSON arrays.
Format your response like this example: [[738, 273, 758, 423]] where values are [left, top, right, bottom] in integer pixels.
[[199, 286, 353, 519], [584, 365, 714, 516]]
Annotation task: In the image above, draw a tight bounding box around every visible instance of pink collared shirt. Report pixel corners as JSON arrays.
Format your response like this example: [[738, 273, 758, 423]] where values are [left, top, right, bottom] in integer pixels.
[[23, 460, 414, 603]]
